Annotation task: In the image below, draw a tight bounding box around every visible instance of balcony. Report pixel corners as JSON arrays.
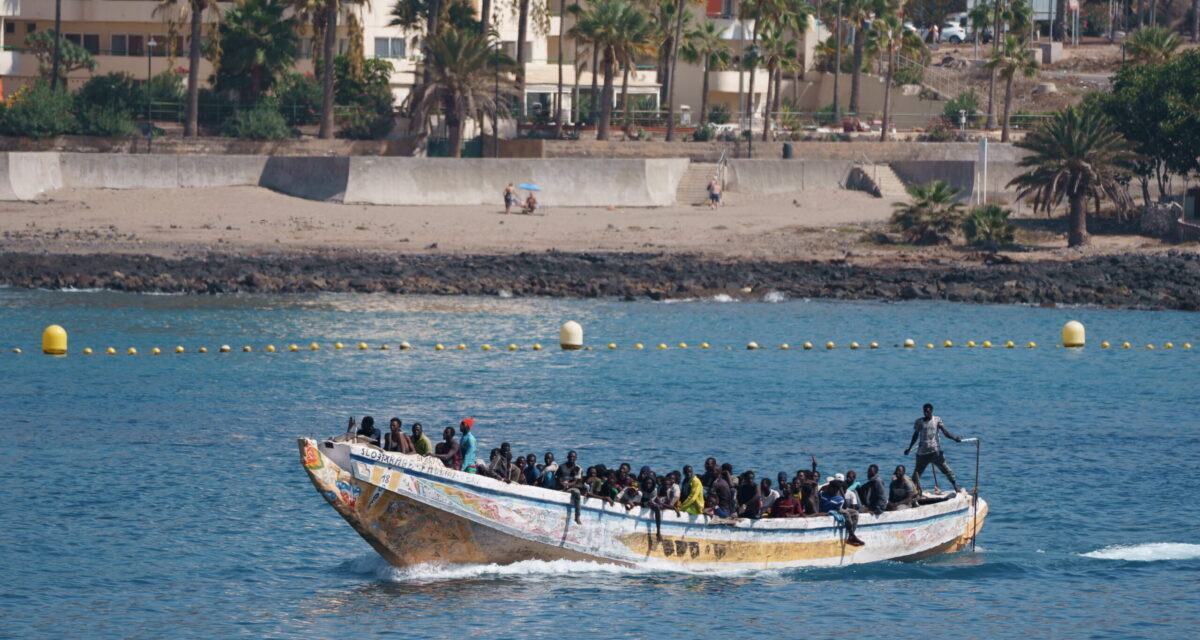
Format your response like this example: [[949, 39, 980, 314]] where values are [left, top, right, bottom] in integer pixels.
[[707, 68, 768, 93], [1, 0, 19, 18]]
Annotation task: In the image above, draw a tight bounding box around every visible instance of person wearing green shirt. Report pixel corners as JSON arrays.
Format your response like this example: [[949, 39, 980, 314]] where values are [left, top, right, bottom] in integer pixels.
[[412, 423, 432, 455]]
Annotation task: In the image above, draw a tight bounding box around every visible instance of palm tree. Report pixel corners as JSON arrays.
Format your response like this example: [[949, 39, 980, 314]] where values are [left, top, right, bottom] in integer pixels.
[[869, 10, 911, 141], [1007, 106, 1137, 247], [967, 0, 991, 60], [844, 0, 876, 116], [411, 27, 516, 157], [615, 7, 655, 132], [291, 0, 357, 138], [570, 0, 651, 140], [986, 34, 1038, 143], [1124, 26, 1183, 65], [890, 180, 966, 245], [757, 24, 796, 141], [516, 0, 531, 115], [156, 0, 220, 136], [216, 0, 299, 103], [680, 21, 731, 127], [963, 203, 1016, 250]]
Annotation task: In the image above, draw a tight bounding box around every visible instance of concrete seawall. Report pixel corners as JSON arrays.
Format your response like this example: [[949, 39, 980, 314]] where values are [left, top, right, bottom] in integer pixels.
[[726, 160, 851, 194], [0, 152, 687, 208]]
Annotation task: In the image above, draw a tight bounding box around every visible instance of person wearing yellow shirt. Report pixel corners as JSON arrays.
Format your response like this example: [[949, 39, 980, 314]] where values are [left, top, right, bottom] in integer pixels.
[[677, 465, 705, 515]]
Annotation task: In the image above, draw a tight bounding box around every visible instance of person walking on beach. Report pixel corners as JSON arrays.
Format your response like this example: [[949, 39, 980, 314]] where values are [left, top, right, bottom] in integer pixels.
[[707, 176, 722, 209], [503, 183, 517, 214], [905, 403, 964, 493]]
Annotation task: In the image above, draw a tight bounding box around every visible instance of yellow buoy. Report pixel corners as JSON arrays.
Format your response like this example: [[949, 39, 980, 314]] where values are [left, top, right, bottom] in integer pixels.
[[12, 348, 21, 354], [780, 343, 790, 350], [532, 343, 543, 351], [966, 341, 977, 348], [287, 344, 298, 352], [1100, 341, 1111, 349], [309, 342, 319, 351], [334, 342, 344, 350], [380, 344, 390, 351], [457, 343, 467, 351], [401, 342, 413, 350], [152, 347, 162, 355], [358, 342, 368, 350], [220, 345, 231, 353], [607, 343, 617, 350], [106, 347, 117, 355], [825, 341, 835, 350], [266, 345, 276, 353], [700, 342, 710, 349], [803, 342, 813, 350], [1005, 340, 1015, 348], [242, 346, 252, 352], [944, 340, 954, 348], [198, 347, 208, 354], [1146, 344, 1155, 350], [633, 343, 643, 350], [41, 325, 68, 355], [658, 343, 669, 350], [81, 347, 93, 355], [982, 341, 992, 348], [926, 343, 935, 349], [127, 347, 137, 355], [481, 344, 491, 351], [584, 346, 593, 350], [903, 338, 915, 348], [1062, 320, 1085, 348], [434, 343, 445, 351], [1026, 342, 1036, 348], [508, 344, 518, 351], [175, 346, 185, 353], [850, 342, 860, 350], [1122, 342, 1131, 349], [560, 321, 584, 351], [1184, 343, 1192, 349], [1164, 342, 1174, 349], [870, 342, 879, 349], [678, 342, 688, 349], [747, 341, 760, 350]]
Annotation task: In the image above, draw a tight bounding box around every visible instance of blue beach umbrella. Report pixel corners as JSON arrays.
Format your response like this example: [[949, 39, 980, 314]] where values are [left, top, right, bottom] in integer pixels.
[[517, 183, 541, 191]]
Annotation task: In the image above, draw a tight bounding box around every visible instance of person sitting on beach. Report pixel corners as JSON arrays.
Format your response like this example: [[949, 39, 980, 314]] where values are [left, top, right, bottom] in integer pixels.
[[557, 450, 585, 524], [819, 480, 866, 546], [678, 465, 704, 515], [736, 471, 763, 519], [433, 427, 462, 470], [522, 193, 538, 215], [887, 465, 919, 510], [859, 464, 888, 516], [354, 416, 382, 446], [523, 453, 540, 484], [503, 183, 517, 214], [760, 477, 780, 513], [411, 423, 432, 455], [458, 419, 479, 474], [383, 418, 414, 453]]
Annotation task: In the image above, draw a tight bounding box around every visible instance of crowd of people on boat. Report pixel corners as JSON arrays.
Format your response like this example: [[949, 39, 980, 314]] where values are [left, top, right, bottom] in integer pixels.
[[344, 403, 969, 548]]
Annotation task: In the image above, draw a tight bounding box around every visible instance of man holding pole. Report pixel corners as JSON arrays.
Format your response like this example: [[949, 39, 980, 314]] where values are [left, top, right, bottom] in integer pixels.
[[904, 403, 964, 493]]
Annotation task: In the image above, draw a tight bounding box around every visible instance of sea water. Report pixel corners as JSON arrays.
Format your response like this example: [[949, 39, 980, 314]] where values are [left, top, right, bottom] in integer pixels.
[[2, 289, 1198, 639]]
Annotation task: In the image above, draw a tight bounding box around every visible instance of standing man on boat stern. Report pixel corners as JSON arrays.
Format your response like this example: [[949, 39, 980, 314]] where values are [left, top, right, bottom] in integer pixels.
[[905, 403, 964, 493]]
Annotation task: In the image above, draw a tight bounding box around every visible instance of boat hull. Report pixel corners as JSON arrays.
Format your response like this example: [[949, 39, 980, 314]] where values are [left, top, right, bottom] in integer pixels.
[[300, 438, 988, 570]]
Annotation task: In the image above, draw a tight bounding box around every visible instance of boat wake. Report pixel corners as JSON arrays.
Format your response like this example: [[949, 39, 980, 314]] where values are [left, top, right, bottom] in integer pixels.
[[1081, 543, 1200, 562], [343, 553, 660, 583]]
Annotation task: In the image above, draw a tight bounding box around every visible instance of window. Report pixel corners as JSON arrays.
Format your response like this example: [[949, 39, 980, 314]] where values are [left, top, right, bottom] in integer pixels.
[[4, 22, 12, 34], [128, 34, 145, 56], [502, 41, 530, 61], [83, 34, 100, 55], [111, 34, 127, 56], [298, 39, 313, 59], [337, 38, 347, 55], [65, 33, 82, 46], [26, 22, 35, 33], [374, 37, 406, 58]]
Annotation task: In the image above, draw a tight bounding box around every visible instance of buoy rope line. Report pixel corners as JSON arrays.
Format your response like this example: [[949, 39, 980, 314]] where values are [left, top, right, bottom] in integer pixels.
[[10, 341, 1196, 356]]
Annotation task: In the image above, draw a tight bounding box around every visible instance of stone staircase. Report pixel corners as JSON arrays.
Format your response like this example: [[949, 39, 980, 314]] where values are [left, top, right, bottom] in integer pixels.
[[675, 162, 719, 206], [870, 164, 910, 200]]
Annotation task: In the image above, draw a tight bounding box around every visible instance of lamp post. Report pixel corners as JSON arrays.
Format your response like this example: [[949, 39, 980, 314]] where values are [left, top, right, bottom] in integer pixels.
[[146, 36, 157, 153]]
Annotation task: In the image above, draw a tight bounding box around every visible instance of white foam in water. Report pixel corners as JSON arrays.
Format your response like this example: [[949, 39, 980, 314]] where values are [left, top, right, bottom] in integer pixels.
[[346, 553, 788, 583], [709, 294, 736, 303], [762, 291, 787, 303], [1081, 543, 1200, 562]]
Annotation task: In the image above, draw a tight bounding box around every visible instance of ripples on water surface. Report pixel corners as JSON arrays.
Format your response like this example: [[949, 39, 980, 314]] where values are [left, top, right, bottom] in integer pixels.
[[2, 290, 1198, 639]]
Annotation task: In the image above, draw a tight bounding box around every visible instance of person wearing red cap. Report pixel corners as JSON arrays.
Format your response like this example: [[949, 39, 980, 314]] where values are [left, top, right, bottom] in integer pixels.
[[459, 419, 478, 474]]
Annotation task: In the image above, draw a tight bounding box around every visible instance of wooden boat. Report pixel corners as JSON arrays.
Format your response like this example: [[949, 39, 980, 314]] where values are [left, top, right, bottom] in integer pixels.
[[300, 437, 987, 570]]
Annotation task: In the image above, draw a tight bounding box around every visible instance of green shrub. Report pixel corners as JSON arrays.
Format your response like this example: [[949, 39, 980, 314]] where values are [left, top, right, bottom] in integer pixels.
[[943, 90, 982, 126], [336, 108, 392, 140], [692, 123, 716, 141], [76, 73, 139, 113], [890, 180, 966, 245], [220, 104, 291, 139], [893, 63, 924, 87], [922, 117, 960, 142], [816, 102, 844, 124], [76, 106, 136, 137], [0, 82, 76, 139], [708, 104, 731, 124], [274, 73, 322, 126], [963, 203, 1016, 249], [197, 89, 241, 125]]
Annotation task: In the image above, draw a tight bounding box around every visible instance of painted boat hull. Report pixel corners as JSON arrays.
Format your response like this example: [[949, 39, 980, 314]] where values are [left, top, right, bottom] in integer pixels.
[[300, 437, 988, 570]]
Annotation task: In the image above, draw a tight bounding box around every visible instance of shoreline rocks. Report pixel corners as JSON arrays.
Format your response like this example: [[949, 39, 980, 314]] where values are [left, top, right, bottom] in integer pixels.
[[1, 251, 1198, 311]]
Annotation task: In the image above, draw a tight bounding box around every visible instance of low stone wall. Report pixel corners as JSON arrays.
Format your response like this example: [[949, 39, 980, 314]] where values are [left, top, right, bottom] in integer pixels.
[[0, 135, 417, 157], [60, 153, 269, 190], [726, 160, 850, 194], [0, 152, 63, 200]]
